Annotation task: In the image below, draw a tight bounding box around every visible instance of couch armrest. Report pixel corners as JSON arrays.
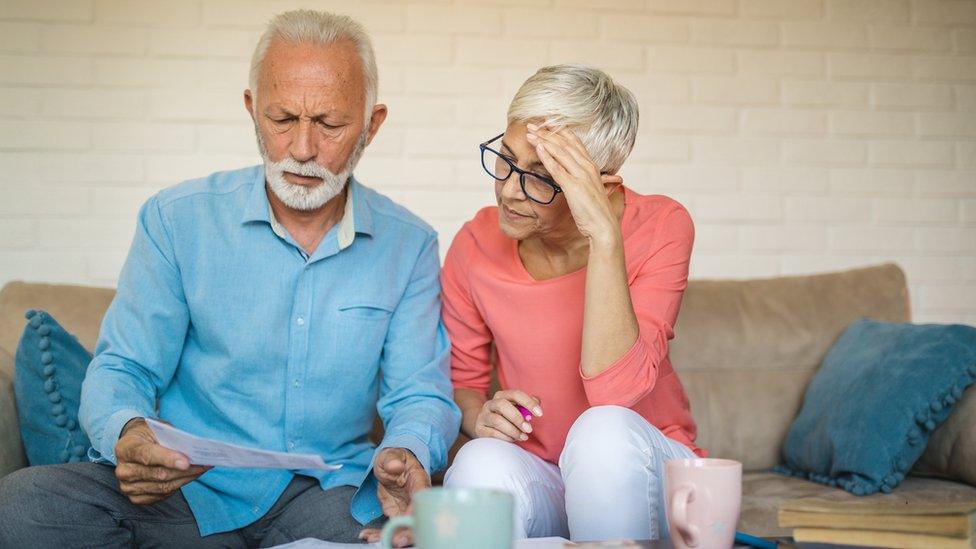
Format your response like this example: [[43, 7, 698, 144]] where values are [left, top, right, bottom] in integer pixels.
[[0, 349, 27, 477]]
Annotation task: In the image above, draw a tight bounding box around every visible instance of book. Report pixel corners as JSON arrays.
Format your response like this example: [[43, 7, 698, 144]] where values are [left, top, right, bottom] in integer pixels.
[[778, 476, 976, 538], [779, 508, 975, 537], [791, 527, 973, 549]]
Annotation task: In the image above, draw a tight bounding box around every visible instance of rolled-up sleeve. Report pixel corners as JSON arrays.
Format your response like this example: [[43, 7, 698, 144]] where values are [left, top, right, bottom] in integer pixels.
[[581, 205, 694, 407], [79, 195, 189, 464]]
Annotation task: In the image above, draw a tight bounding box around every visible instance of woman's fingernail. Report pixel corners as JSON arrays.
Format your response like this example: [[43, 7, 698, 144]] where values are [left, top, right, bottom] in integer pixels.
[[522, 422, 532, 432], [520, 434, 528, 441], [175, 459, 189, 470], [534, 407, 543, 417]]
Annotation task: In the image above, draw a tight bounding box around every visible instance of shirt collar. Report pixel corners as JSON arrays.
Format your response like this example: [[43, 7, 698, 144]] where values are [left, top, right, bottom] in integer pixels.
[[348, 175, 374, 238], [241, 167, 374, 249], [240, 166, 272, 225]]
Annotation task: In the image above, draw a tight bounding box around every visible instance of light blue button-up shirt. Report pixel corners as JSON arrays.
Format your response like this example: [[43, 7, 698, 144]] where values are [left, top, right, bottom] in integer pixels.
[[79, 165, 461, 536]]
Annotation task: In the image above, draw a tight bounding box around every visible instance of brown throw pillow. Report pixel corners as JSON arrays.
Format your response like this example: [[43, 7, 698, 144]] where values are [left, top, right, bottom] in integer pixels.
[[913, 385, 976, 487]]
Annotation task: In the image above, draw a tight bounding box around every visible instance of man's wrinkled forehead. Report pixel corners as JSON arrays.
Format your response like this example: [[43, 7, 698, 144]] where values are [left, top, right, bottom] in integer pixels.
[[255, 38, 364, 99]]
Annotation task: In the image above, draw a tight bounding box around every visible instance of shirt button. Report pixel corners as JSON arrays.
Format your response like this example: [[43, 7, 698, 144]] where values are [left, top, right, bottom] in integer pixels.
[[296, 316, 305, 325], [293, 379, 300, 388], [288, 441, 296, 449], [252, 506, 260, 513]]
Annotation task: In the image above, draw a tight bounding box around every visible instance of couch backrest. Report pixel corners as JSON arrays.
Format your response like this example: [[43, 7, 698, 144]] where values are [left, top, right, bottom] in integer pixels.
[[0, 281, 116, 366], [671, 262, 909, 470], [0, 263, 910, 474], [0, 347, 22, 476]]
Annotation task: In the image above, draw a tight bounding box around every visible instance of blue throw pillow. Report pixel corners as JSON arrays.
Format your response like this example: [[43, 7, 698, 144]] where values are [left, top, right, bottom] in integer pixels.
[[776, 318, 976, 495], [14, 309, 93, 465]]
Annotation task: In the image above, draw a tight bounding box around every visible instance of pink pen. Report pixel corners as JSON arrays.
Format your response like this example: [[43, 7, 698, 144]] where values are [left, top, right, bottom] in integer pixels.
[[516, 405, 533, 421]]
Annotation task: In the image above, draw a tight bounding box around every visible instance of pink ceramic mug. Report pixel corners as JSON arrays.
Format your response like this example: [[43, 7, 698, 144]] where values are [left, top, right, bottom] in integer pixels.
[[664, 458, 742, 549]]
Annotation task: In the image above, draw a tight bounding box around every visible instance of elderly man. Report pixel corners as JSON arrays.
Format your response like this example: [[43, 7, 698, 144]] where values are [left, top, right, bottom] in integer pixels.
[[0, 9, 459, 548]]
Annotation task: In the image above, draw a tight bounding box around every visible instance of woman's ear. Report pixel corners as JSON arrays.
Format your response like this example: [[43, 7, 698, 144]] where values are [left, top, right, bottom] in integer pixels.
[[601, 174, 624, 195]]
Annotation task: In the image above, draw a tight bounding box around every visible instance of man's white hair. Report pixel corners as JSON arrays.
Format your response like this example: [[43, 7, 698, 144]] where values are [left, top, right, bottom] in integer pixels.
[[249, 9, 378, 122], [507, 64, 639, 174]]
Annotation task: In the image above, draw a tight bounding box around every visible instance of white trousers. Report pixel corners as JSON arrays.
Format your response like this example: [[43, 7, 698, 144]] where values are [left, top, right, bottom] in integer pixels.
[[443, 405, 696, 542]]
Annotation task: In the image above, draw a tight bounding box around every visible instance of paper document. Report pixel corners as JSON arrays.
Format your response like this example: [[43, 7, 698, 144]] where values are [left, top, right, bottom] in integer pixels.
[[146, 418, 341, 470], [270, 539, 377, 548], [269, 537, 571, 548], [269, 538, 572, 548]]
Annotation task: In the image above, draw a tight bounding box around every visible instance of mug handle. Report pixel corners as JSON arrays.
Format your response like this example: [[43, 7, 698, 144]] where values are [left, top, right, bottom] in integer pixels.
[[671, 484, 700, 547], [380, 516, 415, 549]]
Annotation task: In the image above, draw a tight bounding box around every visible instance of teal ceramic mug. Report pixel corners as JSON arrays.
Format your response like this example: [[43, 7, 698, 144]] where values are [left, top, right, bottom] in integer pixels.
[[380, 487, 514, 549]]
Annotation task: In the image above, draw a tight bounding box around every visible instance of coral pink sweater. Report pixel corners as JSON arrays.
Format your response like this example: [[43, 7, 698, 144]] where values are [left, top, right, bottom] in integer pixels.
[[442, 187, 705, 464]]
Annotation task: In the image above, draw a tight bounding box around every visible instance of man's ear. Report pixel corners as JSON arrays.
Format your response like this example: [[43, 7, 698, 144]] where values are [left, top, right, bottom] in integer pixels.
[[365, 103, 388, 147], [244, 89, 256, 122]]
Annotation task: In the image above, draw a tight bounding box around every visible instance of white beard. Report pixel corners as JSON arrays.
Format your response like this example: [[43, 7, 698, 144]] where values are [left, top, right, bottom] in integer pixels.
[[255, 124, 368, 211]]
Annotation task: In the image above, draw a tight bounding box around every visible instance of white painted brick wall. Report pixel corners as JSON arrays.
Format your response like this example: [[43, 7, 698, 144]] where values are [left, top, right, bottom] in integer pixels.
[[0, 0, 973, 325]]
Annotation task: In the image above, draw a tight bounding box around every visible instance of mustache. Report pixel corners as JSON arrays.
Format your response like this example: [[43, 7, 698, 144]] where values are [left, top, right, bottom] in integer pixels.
[[270, 156, 334, 179]]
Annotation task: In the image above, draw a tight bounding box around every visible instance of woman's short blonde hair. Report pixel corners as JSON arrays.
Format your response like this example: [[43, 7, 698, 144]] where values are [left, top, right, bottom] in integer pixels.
[[507, 64, 639, 174]]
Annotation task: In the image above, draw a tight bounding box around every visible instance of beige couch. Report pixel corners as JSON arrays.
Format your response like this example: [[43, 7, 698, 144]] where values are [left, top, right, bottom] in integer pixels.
[[1, 263, 974, 537]]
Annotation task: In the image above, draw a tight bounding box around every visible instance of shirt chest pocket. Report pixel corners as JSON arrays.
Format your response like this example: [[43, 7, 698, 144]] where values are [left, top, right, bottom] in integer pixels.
[[331, 302, 395, 367]]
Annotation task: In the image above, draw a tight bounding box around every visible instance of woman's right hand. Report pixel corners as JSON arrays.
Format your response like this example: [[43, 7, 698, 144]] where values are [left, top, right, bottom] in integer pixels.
[[474, 390, 544, 442]]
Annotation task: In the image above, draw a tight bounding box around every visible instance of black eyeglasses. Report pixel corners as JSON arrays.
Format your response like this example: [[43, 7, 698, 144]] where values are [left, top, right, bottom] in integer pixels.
[[479, 133, 562, 205]]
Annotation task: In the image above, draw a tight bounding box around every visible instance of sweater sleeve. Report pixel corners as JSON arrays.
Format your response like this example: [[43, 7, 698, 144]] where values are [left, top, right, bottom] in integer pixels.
[[581, 204, 695, 407], [441, 225, 494, 396]]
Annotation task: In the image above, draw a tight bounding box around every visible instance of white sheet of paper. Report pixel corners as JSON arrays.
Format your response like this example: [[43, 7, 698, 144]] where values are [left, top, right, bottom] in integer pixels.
[[268, 537, 572, 549], [269, 539, 378, 548], [268, 537, 571, 549], [516, 538, 573, 548], [146, 418, 341, 471]]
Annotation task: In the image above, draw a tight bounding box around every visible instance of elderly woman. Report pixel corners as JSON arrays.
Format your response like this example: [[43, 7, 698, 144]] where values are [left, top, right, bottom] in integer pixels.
[[441, 64, 705, 542]]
